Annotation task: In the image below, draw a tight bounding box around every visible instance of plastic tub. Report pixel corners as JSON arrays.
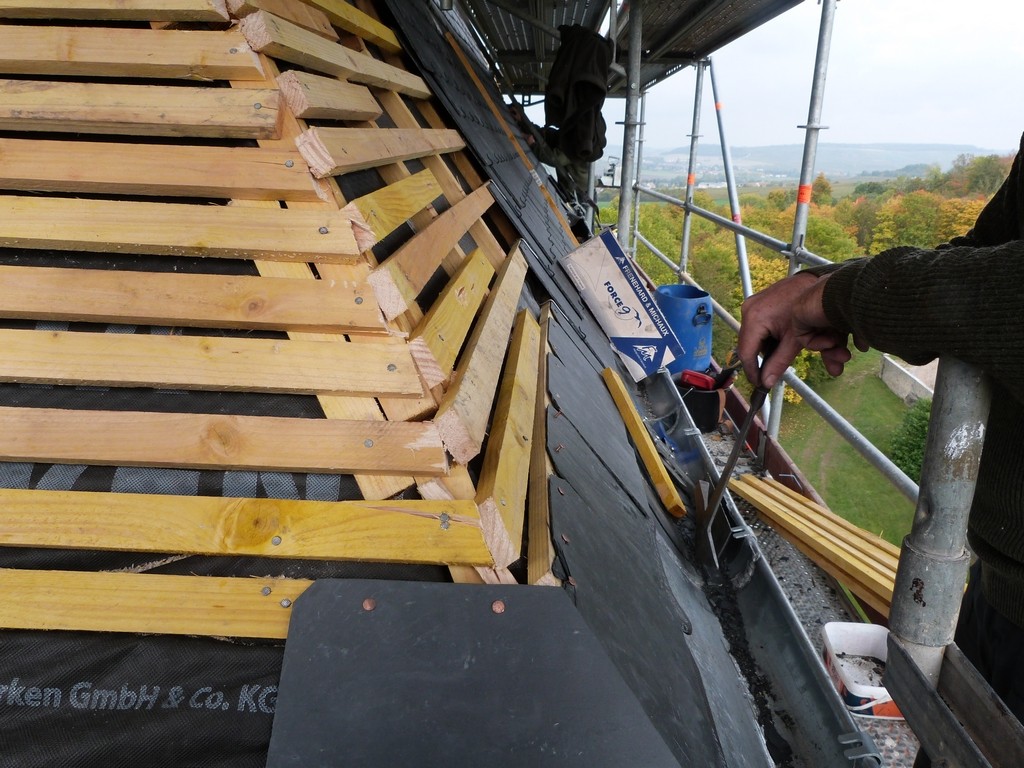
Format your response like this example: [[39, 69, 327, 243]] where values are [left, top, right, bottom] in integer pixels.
[[821, 622, 904, 719]]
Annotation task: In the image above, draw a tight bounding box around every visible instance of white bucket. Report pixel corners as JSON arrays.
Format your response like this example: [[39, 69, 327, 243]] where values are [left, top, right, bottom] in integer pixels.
[[821, 622, 904, 720]]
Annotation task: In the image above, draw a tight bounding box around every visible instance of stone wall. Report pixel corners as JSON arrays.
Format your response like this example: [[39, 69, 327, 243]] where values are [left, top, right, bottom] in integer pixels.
[[879, 355, 934, 404]]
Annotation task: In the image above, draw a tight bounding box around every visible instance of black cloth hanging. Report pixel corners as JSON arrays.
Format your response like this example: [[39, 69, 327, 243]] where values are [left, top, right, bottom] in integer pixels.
[[543, 25, 614, 163]]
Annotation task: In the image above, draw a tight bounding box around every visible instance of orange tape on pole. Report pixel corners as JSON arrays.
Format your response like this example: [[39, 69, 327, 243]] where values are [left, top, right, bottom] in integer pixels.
[[687, 173, 696, 186], [797, 184, 813, 204]]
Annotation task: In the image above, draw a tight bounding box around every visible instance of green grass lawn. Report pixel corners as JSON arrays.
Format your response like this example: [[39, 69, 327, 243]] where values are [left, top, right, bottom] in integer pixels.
[[777, 349, 917, 546]]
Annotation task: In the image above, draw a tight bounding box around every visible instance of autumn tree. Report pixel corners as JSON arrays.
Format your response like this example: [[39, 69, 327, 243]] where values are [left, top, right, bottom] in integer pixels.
[[871, 190, 944, 252], [767, 188, 796, 211], [811, 172, 834, 206], [833, 196, 880, 252], [853, 181, 887, 197], [936, 197, 986, 243], [967, 154, 1011, 195], [927, 153, 1013, 197], [804, 214, 859, 261]]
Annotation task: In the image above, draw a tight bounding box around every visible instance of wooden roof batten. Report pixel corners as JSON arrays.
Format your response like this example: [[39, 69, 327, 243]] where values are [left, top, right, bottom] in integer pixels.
[[0, 0, 553, 640]]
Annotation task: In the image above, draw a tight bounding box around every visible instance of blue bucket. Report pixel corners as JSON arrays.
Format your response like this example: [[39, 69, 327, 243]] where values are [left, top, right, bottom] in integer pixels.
[[655, 284, 713, 375]]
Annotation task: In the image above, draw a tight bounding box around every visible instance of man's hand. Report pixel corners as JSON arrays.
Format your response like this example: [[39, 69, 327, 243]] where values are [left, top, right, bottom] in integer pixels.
[[737, 272, 865, 389]]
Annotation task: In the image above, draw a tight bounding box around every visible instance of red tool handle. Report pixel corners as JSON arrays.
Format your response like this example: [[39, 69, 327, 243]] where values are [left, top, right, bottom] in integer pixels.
[[679, 370, 715, 390]]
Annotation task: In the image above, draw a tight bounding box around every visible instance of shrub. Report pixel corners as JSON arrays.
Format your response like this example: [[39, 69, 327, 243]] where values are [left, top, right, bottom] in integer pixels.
[[890, 398, 932, 482]]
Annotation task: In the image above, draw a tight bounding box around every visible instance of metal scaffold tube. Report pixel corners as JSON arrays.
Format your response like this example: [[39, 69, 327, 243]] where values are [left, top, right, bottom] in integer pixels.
[[679, 59, 706, 274], [767, 0, 838, 442], [638, 186, 797, 255], [629, 90, 647, 254], [616, 0, 642, 247], [708, 59, 752, 299], [889, 357, 991, 684], [789, 0, 837, 266]]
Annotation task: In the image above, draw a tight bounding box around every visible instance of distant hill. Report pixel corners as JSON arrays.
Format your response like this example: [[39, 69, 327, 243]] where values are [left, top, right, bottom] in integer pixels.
[[648, 143, 1012, 178]]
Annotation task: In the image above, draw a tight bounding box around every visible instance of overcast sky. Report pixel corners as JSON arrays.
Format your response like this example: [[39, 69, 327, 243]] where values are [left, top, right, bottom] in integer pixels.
[[601, 0, 1024, 154]]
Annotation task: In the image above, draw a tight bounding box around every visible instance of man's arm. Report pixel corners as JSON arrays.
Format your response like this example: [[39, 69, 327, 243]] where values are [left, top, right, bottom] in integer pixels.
[[738, 242, 1024, 402]]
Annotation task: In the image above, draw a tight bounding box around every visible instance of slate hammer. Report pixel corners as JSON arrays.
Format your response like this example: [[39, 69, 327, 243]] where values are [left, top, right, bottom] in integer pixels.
[[699, 385, 768, 532]]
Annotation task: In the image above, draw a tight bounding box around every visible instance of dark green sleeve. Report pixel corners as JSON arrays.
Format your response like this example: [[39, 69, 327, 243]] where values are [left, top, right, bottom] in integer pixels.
[[820, 243, 1024, 401]]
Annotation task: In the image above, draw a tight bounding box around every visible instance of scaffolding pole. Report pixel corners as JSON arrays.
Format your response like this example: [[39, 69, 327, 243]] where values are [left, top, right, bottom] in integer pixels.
[[766, 0, 838, 441], [889, 358, 991, 683], [679, 60, 706, 275], [709, 59, 752, 299], [879, 358, 1024, 766], [616, 0, 643, 247], [789, 0, 837, 265], [629, 90, 648, 254]]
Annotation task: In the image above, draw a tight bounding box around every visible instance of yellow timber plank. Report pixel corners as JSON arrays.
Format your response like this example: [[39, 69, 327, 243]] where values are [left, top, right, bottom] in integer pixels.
[[0, 26, 264, 80], [0, 489, 493, 567], [0, 568, 307, 639], [0, 264, 385, 334], [0, 137, 323, 201], [734, 496, 895, 615], [237, 52, 413, 500], [418, 463, 477, 503], [348, 167, 442, 241], [475, 309, 541, 568], [228, 0, 337, 40], [276, 69, 380, 121], [451, 566, 518, 584], [368, 183, 495, 321], [730, 478, 895, 611], [296, 126, 465, 179], [0, 407, 448, 476], [409, 248, 495, 388], [0, 0, 229, 20], [0, 196, 374, 263], [254, 260, 415, 499], [448, 566, 487, 584], [0, 80, 279, 139], [761, 497, 896, 587], [601, 367, 688, 518], [737, 476, 901, 572], [760, 477, 902, 562], [0, 329, 422, 397], [435, 245, 528, 465], [302, 0, 400, 52], [373, 89, 507, 272], [329, 87, 450, 424], [0, 0, 228, 18], [240, 11, 425, 96], [351, 333, 436, 424], [527, 304, 559, 586], [730, 478, 897, 580]]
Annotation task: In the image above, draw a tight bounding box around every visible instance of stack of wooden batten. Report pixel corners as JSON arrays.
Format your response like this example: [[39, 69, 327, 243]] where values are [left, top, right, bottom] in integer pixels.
[[729, 474, 900, 618], [0, 0, 554, 640]]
